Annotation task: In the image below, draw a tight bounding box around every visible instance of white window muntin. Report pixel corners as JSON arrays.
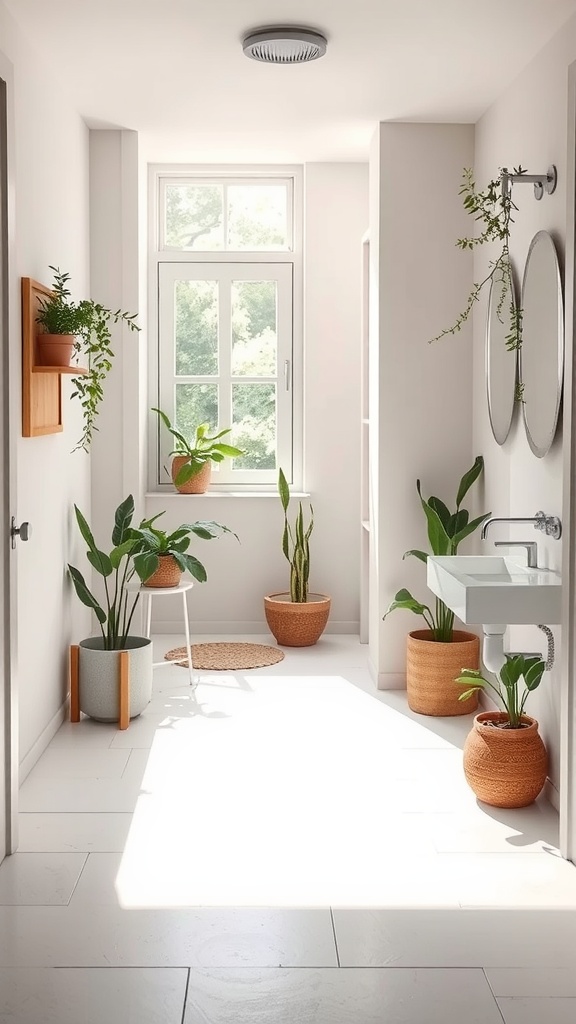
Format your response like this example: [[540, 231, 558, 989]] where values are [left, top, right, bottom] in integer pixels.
[[157, 261, 293, 487]]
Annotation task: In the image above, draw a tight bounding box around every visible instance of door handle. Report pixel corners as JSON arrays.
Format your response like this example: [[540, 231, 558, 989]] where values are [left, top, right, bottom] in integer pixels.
[[11, 518, 32, 549]]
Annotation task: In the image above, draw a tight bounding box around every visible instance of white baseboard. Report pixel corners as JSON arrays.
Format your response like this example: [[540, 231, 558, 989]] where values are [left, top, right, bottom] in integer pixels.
[[544, 777, 559, 811], [377, 672, 406, 691], [19, 698, 69, 785], [152, 620, 359, 635]]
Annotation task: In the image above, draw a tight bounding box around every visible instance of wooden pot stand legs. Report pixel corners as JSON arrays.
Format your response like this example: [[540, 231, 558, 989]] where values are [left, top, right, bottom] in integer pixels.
[[69, 644, 131, 730]]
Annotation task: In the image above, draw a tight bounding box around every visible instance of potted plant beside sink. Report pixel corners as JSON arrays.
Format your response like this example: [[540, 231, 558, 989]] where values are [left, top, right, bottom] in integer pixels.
[[456, 654, 547, 807], [384, 456, 490, 716]]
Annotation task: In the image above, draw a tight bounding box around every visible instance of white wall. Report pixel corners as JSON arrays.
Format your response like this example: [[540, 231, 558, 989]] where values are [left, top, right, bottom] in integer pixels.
[[473, 16, 576, 794], [139, 162, 368, 633], [370, 123, 475, 686], [0, 1, 91, 777]]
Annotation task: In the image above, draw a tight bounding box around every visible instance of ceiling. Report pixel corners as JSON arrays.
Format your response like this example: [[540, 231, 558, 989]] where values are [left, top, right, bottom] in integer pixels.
[[6, 0, 576, 161]]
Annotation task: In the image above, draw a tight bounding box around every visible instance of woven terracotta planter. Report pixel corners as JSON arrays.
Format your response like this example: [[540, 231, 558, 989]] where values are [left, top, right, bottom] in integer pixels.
[[406, 629, 479, 716], [171, 457, 212, 494], [36, 333, 75, 367], [143, 554, 182, 588], [463, 711, 548, 808], [264, 593, 331, 647]]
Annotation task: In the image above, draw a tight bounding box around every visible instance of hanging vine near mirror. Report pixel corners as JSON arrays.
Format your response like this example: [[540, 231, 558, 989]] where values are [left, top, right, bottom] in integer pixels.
[[430, 167, 524, 367]]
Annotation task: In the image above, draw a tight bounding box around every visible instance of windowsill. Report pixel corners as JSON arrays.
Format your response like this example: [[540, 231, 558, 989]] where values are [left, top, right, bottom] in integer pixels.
[[145, 491, 311, 499]]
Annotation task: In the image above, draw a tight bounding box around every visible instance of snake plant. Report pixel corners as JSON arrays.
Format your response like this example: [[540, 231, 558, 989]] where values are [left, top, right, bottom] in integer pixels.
[[278, 467, 313, 603]]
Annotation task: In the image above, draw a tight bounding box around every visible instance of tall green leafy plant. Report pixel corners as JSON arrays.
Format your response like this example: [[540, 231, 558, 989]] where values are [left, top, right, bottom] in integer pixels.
[[278, 467, 313, 603], [36, 267, 140, 453], [384, 456, 490, 642], [456, 654, 546, 729]]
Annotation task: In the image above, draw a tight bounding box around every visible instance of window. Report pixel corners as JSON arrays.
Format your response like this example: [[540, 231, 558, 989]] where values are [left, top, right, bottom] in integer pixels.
[[151, 171, 301, 489]]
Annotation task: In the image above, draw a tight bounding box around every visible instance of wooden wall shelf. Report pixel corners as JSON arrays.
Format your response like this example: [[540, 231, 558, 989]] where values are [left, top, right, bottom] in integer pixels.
[[22, 278, 85, 437]]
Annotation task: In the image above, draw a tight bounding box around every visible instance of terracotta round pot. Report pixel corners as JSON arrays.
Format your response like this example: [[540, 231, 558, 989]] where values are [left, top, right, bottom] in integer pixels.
[[463, 711, 548, 808], [143, 554, 182, 588], [406, 629, 479, 716], [264, 593, 331, 647], [36, 333, 75, 367], [171, 457, 211, 494]]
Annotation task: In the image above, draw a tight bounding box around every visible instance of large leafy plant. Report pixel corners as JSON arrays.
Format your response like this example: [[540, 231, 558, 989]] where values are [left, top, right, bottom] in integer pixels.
[[36, 267, 140, 453], [129, 514, 238, 584], [68, 495, 236, 650], [152, 407, 245, 487], [384, 456, 490, 642], [430, 168, 524, 359], [278, 467, 313, 603], [456, 654, 546, 729]]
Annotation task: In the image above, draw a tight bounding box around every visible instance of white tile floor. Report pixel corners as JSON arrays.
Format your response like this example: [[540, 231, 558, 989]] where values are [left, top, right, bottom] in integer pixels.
[[2, 634, 576, 1022]]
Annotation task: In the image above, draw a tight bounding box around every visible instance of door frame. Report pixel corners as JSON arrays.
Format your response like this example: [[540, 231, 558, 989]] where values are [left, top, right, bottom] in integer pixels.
[[0, 49, 17, 857]]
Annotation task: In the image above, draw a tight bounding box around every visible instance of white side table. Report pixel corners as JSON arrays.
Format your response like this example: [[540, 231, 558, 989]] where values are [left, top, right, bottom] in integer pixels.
[[137, 580, 196, 687]]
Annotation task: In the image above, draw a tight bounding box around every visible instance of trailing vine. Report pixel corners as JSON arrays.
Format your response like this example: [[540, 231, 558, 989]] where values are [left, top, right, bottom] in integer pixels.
[[36, 267, 140, 452], [430, 167, 525, 354]]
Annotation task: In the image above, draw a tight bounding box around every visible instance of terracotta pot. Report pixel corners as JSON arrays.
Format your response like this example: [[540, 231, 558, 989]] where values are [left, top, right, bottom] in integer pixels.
[[171, 457, 212, 494], [264, 593, 331, 647], [36, 333, 76, 367], [463, 711, 548, 808], [143, 554, 182, 589], [406, 629, 479, 716]]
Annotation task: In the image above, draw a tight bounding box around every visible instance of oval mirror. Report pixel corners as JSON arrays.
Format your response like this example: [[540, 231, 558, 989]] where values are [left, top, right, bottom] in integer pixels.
[[520, 230, 564, 458], [486, 273, 518, 445]]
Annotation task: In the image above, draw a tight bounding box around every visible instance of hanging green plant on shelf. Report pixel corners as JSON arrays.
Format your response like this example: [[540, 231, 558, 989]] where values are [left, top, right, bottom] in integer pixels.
[[36, 266, 140, 453], [430, 167, 525, 361]]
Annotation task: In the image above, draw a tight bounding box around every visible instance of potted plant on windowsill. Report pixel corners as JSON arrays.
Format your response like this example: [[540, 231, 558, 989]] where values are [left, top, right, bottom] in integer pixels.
[[456, 654, 548, 807], [152, 407, 245, 494], [35, 267, 140, 453], [264, 468, 330, 647], [130, 513, 238, 588], [383, 456, 490, 716]]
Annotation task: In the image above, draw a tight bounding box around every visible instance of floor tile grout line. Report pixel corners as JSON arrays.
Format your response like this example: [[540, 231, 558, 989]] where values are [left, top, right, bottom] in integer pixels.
[[482, 968, 508, 1023], [65, 852, 91, 906], [329, 908, 341, 967], [180, 967, 191, 1024]]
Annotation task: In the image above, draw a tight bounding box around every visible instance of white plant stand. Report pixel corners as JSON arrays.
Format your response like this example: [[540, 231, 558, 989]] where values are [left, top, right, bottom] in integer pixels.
[[138, 580, 196, 687]]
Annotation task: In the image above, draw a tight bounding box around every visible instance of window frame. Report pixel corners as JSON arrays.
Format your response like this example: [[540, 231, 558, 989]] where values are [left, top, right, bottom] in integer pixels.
[[148, 164, 303, 493]]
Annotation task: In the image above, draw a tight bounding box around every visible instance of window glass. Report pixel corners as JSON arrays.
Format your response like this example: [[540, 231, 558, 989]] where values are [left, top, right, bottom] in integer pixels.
[[165, 184, 224, 250], [175, 280, 219, 376], [231, 280, 277, 376], [227, 185, 287, 250], [232, 383, 277, 471]]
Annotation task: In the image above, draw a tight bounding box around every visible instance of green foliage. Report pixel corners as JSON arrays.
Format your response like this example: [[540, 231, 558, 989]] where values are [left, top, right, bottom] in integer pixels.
[[129, 514, 238, 585], [68, 495, 141, 651], [278, 467, 313, 603], [456, 654, 546, 729], [68, 495, 238, 648], [152, 408, 245, 486], [36, 267, 140, 453], [430, 168, 524, 353], [383, 456, 489, 642]]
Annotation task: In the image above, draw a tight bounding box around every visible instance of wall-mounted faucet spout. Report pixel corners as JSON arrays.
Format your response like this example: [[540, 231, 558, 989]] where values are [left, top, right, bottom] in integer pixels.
[[481, 511, 562, 541]]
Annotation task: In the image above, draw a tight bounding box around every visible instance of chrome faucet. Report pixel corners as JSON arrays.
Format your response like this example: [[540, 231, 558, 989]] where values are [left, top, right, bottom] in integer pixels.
[[481, 511, 562, 541], [494, 540, 538, 568]]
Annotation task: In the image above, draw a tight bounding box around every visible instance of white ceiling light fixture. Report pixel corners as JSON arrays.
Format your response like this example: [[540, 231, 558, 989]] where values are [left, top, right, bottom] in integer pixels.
[[242, 27, 327, 64]]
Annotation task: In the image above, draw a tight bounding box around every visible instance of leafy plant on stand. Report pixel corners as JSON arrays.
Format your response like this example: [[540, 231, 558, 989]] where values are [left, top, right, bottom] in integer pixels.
[[456, 654, 546, 729], [384, 456, 490, 642], [278, 467, 313, 603], [430, 168, 524, 371], [36, 267, 140, 452], [152, 407, 245, 487], [129, 514, 238, 583]]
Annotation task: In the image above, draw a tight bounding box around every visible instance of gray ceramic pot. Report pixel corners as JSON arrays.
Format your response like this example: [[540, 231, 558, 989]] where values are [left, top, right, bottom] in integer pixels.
[[78, 636, 153, 722]]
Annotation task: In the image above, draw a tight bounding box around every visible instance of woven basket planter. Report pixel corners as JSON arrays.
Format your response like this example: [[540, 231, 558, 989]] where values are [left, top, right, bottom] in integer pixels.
[[406, 629, 479, 716], [171, 457, 212, 494], [143, 554, 182, 588], [463, 711, 548, 808], [264, 593, 331, 647]]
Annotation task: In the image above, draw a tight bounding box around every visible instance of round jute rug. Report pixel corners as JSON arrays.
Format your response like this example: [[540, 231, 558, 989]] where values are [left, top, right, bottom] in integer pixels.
[[164, 642, 285, 671]]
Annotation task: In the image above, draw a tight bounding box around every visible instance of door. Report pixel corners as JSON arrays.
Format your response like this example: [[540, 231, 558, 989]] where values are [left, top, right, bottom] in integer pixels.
[[0, 54, 16, 862]]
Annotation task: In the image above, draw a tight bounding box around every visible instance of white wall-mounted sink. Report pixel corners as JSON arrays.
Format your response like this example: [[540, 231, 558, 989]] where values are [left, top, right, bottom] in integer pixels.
[[427, 555, 561, 625]]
